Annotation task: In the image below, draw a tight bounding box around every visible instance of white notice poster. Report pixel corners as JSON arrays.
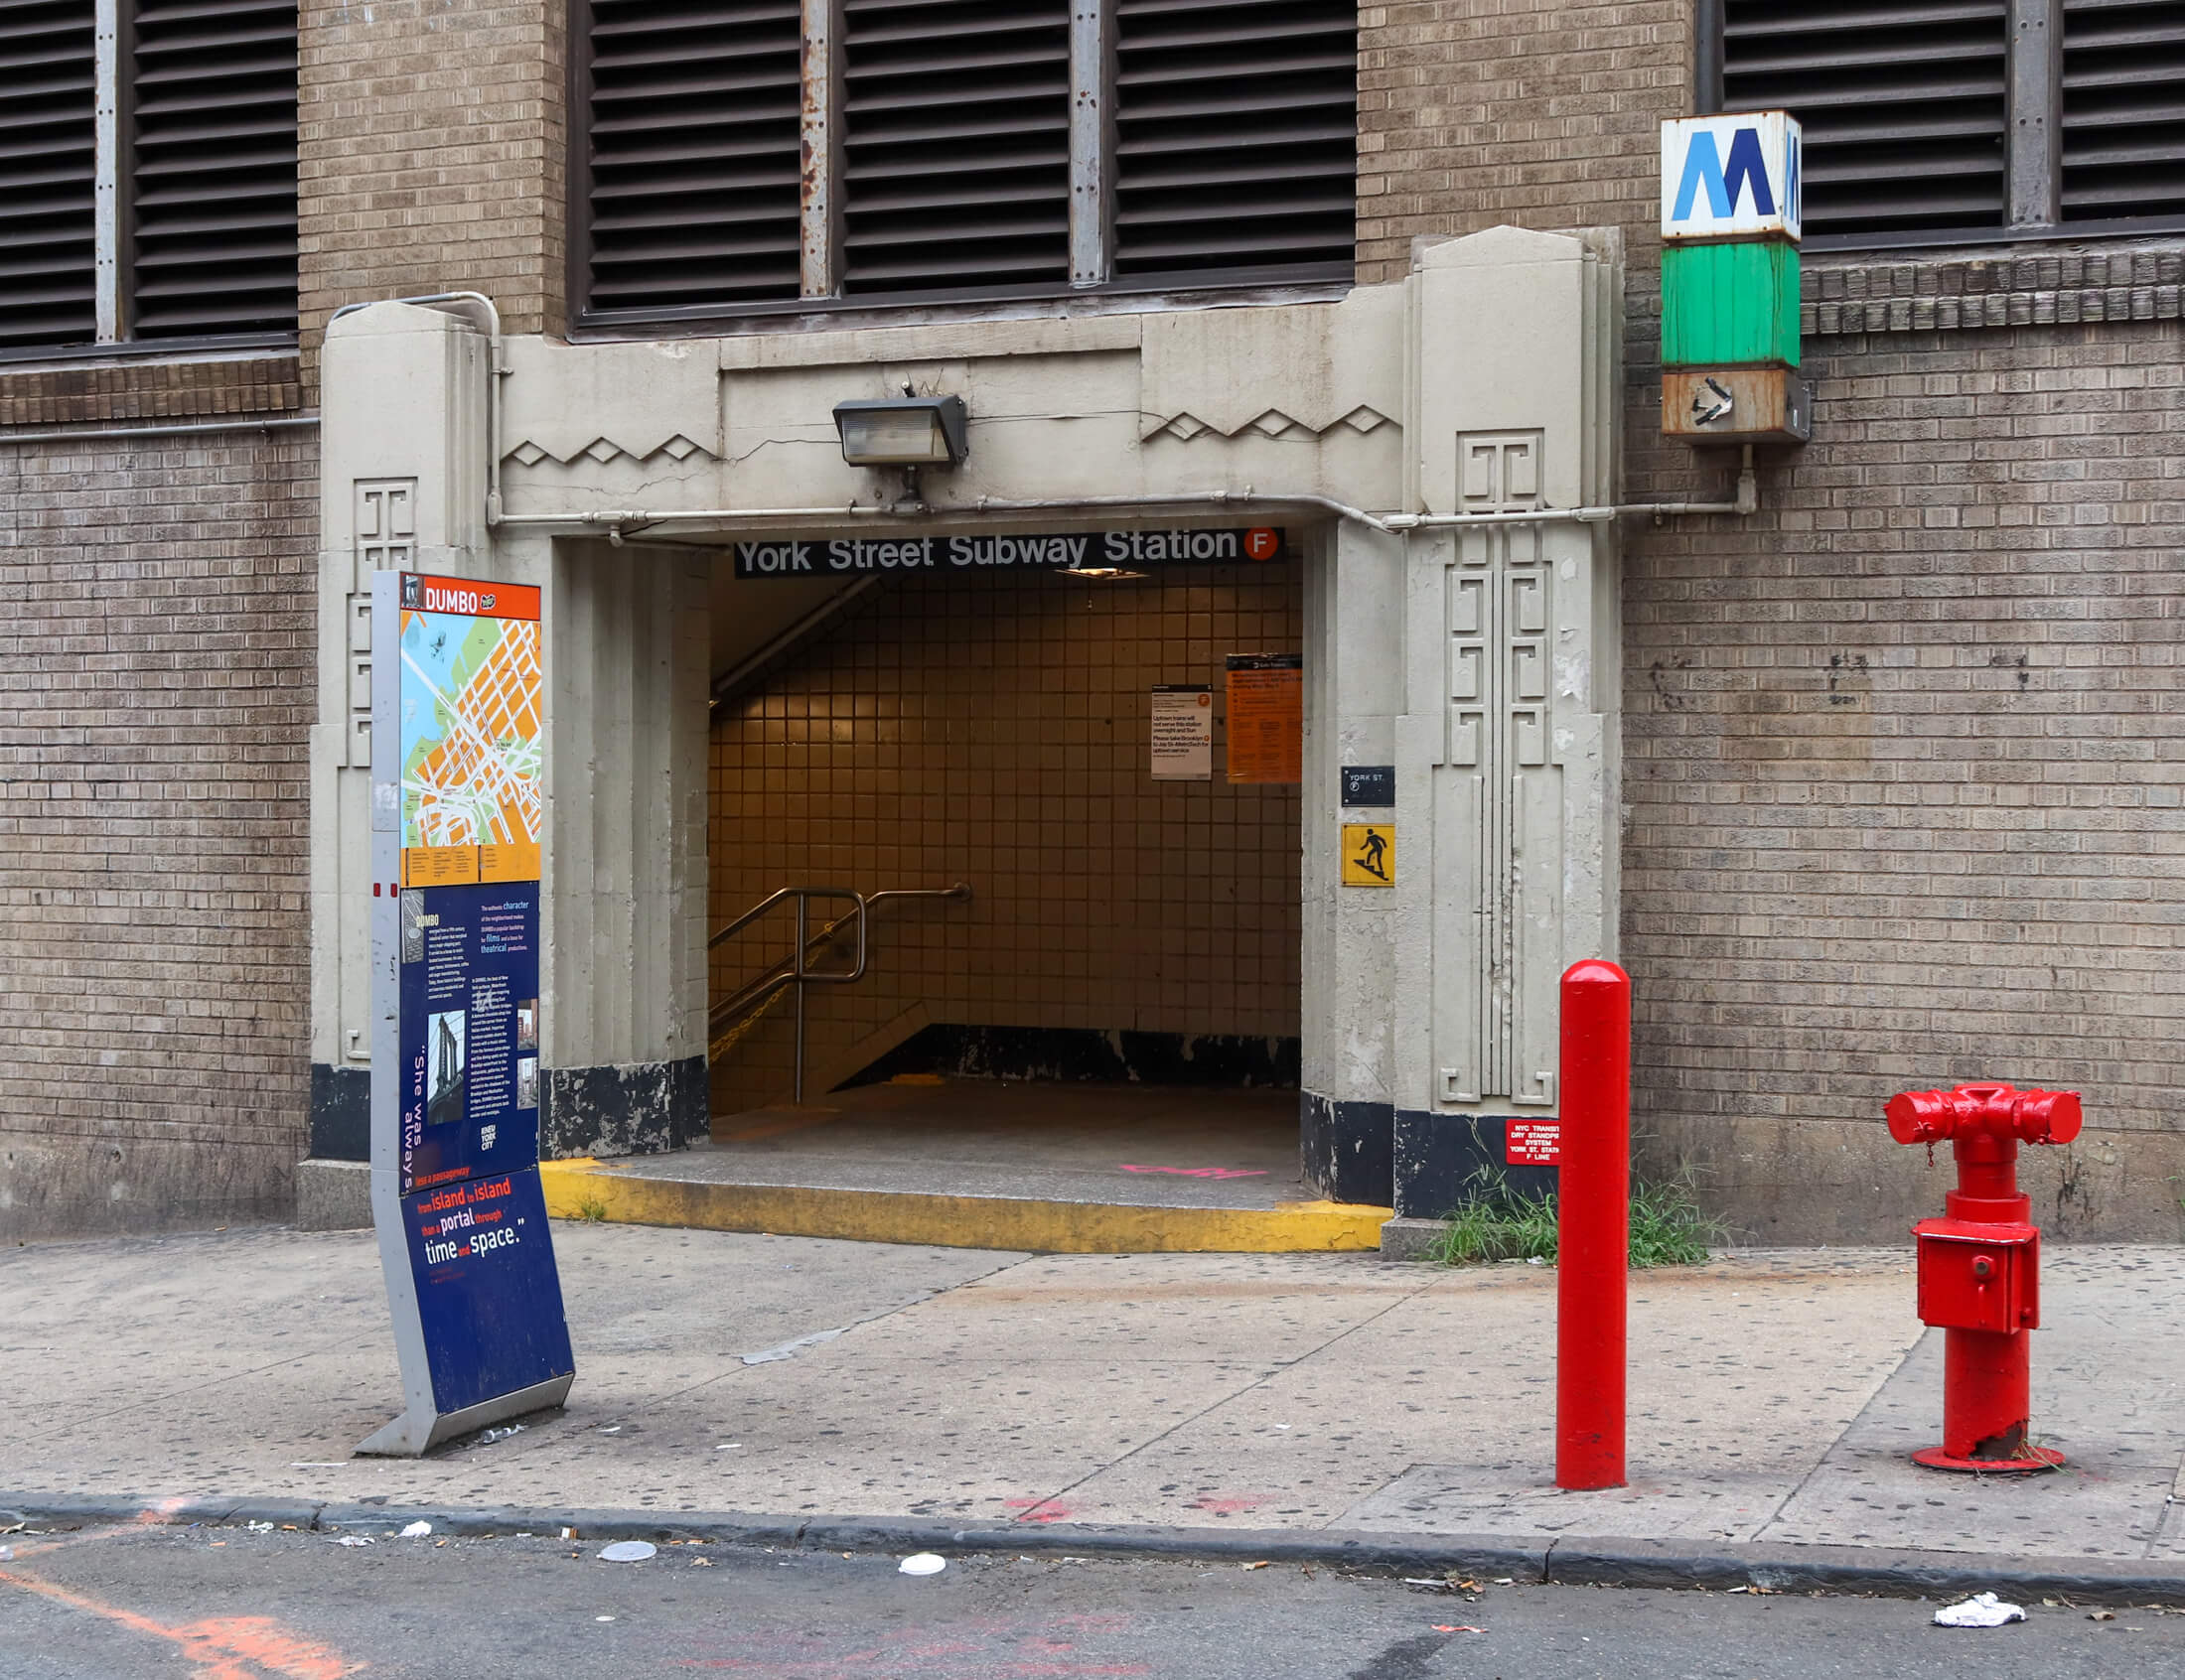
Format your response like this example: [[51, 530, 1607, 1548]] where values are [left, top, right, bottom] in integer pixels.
[[1150, 686, 1214, 780]]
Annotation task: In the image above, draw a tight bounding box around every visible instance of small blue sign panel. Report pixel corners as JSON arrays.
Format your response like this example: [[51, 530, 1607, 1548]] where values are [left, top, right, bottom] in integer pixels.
[[1341, 765, 1396, 808]]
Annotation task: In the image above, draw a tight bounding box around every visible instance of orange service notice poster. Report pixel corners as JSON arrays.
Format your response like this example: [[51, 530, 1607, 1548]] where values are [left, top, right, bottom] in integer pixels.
[[1225, 652, 1303, 784]]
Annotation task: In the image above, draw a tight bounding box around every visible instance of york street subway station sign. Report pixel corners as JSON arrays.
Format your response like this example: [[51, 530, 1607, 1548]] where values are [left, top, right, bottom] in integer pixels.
[[733, 524, 1290, 579]]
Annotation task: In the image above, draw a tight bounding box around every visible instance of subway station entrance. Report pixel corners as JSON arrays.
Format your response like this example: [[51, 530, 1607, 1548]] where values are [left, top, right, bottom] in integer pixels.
[[545, 526, 1384, 1251]]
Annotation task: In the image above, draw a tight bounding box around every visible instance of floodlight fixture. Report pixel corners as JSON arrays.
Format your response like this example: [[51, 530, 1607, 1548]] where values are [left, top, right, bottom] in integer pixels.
[[832, 394, 969, 468]]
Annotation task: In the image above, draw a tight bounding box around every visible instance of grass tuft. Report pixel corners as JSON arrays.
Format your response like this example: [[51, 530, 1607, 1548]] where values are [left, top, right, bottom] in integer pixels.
[[574, 1194, 610, 1223], [1425, 1167, 1724, 1269]]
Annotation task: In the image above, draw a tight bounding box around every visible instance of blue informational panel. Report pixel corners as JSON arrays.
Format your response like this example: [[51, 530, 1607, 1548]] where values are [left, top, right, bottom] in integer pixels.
[[399, 1170, 568, 1414], [397, 882, 545, 1193], [362, 570, 573, 1457]]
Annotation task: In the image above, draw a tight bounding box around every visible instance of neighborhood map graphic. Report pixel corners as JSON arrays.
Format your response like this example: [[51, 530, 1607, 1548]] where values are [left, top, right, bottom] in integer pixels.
[[399, 608, 543, 866]]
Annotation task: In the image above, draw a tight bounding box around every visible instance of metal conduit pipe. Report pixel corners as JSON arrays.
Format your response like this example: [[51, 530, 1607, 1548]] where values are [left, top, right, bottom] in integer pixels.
[[0, 415, 320, 445], [328, 291, 507, 524], [1384, 448, 1759, 528], [491, 490, 1395, 534], [489, 459, 1759, 539]]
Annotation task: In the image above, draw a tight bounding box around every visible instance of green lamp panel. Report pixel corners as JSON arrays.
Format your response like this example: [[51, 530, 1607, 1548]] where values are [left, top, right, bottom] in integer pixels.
[[1662, 239, 1801, 370]]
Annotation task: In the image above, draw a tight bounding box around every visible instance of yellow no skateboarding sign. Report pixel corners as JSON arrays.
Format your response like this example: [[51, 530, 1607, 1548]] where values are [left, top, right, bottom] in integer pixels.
[[1342, 823, 1393, 887]]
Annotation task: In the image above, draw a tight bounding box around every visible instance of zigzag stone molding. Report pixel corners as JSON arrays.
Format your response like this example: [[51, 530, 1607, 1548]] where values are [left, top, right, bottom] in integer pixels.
[[1803, 243, 2185, 338], [505, 434, 715, 468], [1148, 404, 1393, 443]]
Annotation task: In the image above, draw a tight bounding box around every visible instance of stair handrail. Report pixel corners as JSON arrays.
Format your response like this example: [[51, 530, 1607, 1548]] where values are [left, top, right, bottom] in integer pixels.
[[706, 883, 972, 1101]]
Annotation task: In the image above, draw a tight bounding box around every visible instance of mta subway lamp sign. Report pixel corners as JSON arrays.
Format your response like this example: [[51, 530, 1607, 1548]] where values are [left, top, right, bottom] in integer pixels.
[[1660, 112, 1802, 242]]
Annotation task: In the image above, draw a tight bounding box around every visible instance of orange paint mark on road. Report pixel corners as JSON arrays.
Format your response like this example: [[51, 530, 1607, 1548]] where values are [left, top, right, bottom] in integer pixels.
[[175, 1615, 357, 1680], [0, 1566, 364, 1678]]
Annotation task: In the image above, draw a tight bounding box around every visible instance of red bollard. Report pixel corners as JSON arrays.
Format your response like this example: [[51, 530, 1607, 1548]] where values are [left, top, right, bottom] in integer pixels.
[[1883, 1081, 2082, 1472], [1556, 958, 1631, 1491]]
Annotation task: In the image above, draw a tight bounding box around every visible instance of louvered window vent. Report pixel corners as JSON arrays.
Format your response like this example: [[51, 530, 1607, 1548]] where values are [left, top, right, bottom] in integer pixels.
[[129, 0, 297, 339], [840, 0, 1072, 295], [585, 0, 804, 313], [1721, 0, 2010, 238], [2062, 0, 2185, 221], [575, 0, 1358, 324], [0, 1, 97, 350], [0, 0, 296, 354], [1113, 0, 1356, 280]]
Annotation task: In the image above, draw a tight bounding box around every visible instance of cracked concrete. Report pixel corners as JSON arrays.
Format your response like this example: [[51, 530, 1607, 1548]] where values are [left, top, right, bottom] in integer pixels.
[[6, 1224, 2182, 1566]]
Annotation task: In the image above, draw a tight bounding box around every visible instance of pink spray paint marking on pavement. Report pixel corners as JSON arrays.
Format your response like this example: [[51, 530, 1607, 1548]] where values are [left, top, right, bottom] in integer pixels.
[[1004, 1496, 1075, 1524], [1116, 1166, 1268, 1180], [1188, 1493, 1272, 1517]]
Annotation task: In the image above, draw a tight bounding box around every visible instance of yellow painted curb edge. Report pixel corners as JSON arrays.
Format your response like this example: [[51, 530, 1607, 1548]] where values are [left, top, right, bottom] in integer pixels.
[[539, 1160, 1389, 1254]]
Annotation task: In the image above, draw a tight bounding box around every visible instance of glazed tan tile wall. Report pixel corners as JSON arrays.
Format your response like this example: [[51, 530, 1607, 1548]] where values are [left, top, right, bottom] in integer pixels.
[[707, 566, 1305, 1115]]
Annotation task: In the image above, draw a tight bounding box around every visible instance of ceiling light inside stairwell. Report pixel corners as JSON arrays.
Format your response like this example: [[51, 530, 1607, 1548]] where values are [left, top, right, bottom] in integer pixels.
[[1059, 566, 1147, 583]]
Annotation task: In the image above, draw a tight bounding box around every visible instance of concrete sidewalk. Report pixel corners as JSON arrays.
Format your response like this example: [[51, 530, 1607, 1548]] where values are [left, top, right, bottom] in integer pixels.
[[7, 1224, 2184, 1582]]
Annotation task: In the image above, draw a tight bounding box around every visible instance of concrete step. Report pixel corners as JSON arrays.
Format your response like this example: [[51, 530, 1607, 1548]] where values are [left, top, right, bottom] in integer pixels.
[[537, 1153, 1387, 1252], [295, 1158, 370, 1230]]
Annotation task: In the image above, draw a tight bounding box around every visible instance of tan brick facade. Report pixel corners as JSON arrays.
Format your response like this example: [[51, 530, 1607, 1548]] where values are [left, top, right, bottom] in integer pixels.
[[1623, 313, 2185, 1241], [0, 357, 304, 428], [1357, 1, 1691, 284], [5, 2, 2182, 1239], [0, 431, 319, 1238], [297, 0, 567, 363]]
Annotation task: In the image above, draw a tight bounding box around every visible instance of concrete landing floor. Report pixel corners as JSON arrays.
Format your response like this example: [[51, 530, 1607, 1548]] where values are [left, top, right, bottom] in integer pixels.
[[542, 1078, 1386, 1251], [8, 1226, 2185, 1569]]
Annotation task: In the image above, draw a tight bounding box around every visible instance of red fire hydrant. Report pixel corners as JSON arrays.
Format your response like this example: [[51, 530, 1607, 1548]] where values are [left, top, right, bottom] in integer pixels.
[[1884, 1081, 2082, 1472]]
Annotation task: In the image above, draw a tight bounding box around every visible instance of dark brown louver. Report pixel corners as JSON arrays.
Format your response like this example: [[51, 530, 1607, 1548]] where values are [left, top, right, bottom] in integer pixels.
[[1112, 0, 1355, 279], [2062, 0, 2185, 221], [0, 0, 96, 349], [839, 0, 1071, 295], [583, 0, 803, 313], [1722, 1, 2009, 237], [127, 0, 296, 338]]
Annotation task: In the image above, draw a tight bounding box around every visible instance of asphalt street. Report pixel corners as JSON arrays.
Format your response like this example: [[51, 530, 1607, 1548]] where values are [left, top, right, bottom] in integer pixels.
[[3, 1520, 2184, 1680]]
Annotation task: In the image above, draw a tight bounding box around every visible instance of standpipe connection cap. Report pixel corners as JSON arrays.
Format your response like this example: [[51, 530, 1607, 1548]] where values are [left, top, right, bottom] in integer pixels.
[[1884, 1088, 1956, 1146], [1884, 1083, 2084, 1147], [2009, 1087, 2083, 1146]]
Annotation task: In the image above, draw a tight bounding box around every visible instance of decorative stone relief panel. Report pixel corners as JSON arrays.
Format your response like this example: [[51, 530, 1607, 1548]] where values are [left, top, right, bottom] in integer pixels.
[[346, 479, 415, 769], [1433, 432, 1561, 1112]]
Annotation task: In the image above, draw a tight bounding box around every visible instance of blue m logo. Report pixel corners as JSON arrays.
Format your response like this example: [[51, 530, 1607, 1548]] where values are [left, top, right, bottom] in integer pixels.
[[1672, 126, 1791, 221]]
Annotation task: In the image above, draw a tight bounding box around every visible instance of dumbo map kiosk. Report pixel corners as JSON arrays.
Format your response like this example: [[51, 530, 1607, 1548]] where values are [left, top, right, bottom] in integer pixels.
[[360, 570, 574, 1456]]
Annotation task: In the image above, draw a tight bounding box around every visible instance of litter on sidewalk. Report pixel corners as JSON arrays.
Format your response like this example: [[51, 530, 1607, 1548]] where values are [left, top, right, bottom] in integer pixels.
[[899, 1553, 947, 1576], [1934, 1593, 2026, 1628], [399, 1521, 433, 1539], [598, 1541, 656, 1563]]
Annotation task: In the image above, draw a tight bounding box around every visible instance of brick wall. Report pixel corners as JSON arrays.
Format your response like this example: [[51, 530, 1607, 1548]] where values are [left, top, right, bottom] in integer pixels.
[[298, 0, 566, 364], [0, 357, 305, 427], [1357, 0, 1690, 284], [708, 566, 1305, 1116], [1623, 315, 2185, 1242], [0, 428, 319, 1239], [1362, 0, 2184, 1239]]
